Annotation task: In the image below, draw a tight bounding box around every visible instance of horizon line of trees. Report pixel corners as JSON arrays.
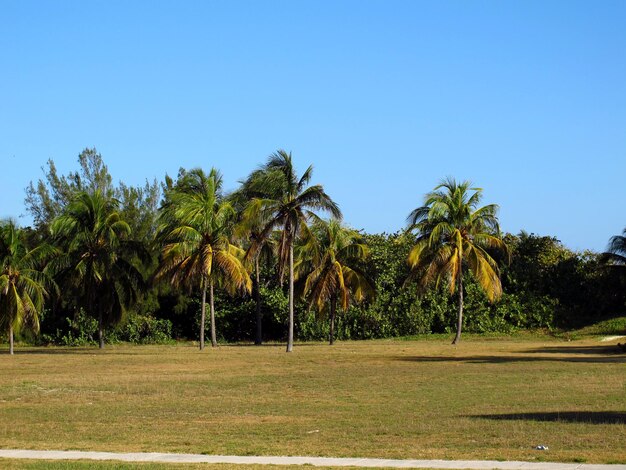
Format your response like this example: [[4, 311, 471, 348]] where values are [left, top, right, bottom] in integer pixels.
[[1, 148, 625, 354]]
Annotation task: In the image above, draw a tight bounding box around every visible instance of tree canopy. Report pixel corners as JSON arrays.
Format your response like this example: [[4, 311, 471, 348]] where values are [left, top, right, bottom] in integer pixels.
[[1, 151, 621, 350]]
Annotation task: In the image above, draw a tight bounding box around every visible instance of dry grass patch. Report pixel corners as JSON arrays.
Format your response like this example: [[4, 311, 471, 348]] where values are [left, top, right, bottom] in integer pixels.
[[0, 462, 403, 470], [0, 337, 624, 464]]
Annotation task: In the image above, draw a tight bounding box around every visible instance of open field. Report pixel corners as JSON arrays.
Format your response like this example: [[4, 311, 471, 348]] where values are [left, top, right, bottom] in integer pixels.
[[0, 462, 397, 470], [0, 336, 624, 465], [1, 462, 267, 470]]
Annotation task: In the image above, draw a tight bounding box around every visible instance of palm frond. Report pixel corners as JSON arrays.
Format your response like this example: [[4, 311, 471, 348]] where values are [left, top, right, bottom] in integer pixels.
[[406, 178, 507, 307]]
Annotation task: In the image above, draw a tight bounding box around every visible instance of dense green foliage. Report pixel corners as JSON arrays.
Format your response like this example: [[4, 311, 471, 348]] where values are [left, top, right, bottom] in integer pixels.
[[2, 149, 625, 348], [49, 190, 147, 349]]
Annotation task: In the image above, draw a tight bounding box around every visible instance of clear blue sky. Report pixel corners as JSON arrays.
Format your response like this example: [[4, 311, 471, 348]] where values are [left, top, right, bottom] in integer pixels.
[[1, 0, 625, 251]]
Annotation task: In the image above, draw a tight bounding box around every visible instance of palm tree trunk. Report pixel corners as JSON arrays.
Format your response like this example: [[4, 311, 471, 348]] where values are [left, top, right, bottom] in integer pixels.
[[254, 256, 263, 345], [9, 325, 14, 355], [286, 242, 294, 353], [200, 280, 207, 350], [98, 310, 104, 349], [210, 278, 217, 348], [329, 297, 336, 346], [452, 266, 464, 345]]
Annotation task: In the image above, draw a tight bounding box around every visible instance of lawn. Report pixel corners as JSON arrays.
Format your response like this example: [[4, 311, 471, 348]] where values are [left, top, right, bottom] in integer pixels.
[[0, 462, 396, 470], [0, 336, 624, 465]]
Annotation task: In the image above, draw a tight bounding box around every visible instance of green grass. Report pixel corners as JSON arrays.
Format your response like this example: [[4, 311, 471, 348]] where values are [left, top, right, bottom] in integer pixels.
[[575, 316, 626, 336], [0, 336, 624, 464]]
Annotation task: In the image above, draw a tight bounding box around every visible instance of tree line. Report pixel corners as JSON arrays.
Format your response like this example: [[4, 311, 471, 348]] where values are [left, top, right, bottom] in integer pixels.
[[1, 148, 625, 354]]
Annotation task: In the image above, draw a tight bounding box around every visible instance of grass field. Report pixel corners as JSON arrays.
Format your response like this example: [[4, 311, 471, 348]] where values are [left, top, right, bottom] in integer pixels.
[[0, 335, 624, 466], [0, 462, 395, 470]]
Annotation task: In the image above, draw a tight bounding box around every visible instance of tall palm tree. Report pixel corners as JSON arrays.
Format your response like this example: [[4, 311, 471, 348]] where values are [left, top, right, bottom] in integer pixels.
[[406, 178, 507, 344], [156, 168, 251, 349], [50, 191, 144, 349], [249, 150, 341, 352], [298, 219, 374, 345], [230, 178, 277, 345], [0, 221, 53, 354]]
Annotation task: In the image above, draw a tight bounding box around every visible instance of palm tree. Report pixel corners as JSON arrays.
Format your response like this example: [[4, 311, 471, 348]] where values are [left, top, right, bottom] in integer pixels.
[[602, 228, 626, 266], [248, 150, 341, 352], [156, 168, 251, 349], [601, 228, 626, 306], [298, 219, 374, 345], [406, 178, 507, 344], [0, 221, 52, 354], [230, 178, 278, 345], [50, 191, 144, 349]]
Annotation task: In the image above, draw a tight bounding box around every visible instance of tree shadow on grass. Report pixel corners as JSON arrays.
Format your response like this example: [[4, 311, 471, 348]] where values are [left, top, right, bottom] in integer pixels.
[[4, 347, 96, 355], [395, 353, 625, 364], [6, 342, 323, 354], [469, 411, 626, 425], [522, 345, 621, 355], [226, 342, 322, 348], [396, 343, 626, 364], [6, 347, 176, 355]]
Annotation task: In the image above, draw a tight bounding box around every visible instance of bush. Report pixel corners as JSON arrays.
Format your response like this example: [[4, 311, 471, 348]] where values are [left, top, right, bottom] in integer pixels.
[[40, 309, 99, 346], [114, 315, 173, 344], [577, 316, 626, 336], [40, 310, 173, 346]]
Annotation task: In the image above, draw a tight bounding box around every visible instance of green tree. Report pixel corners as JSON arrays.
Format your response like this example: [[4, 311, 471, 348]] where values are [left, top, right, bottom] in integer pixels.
[[25, 148, 114, 232], [247, 150, 341, 352], [118, 179, 161, 242], [50, 191, 145, 349], [25, 148, 161, 243], [156, 168, 251, 349], [0, 221, 53, 354], [407, 178, 507, 344], [298, 219, 374, 344]]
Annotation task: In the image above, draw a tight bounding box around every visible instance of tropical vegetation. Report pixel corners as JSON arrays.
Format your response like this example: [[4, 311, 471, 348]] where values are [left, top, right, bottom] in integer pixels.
[[239, 150, 341, 352], [296, 218, 374, 344], [406, 178, 508, 344], [50, 190, 146, 349], [602, 227, 626, 267], [155, 168, 251, 349], [1, 148, 625, 353], [0, 221, 53, 354]]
